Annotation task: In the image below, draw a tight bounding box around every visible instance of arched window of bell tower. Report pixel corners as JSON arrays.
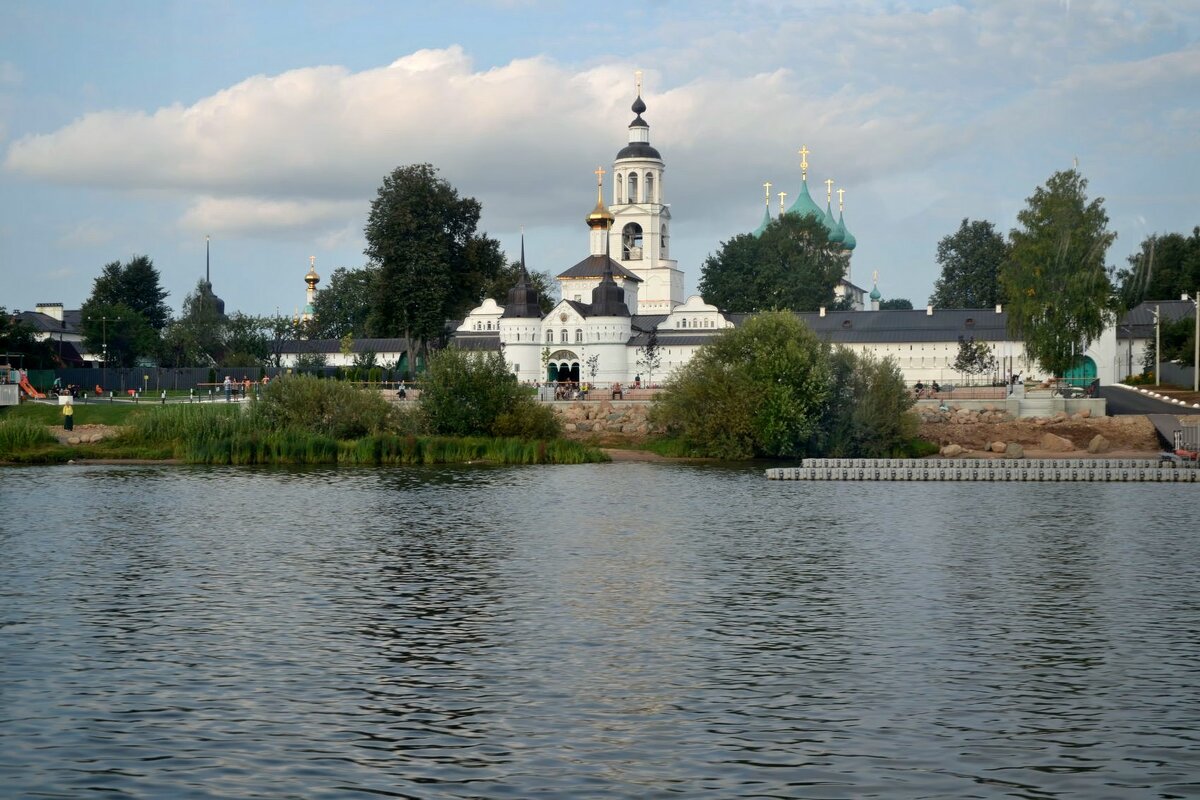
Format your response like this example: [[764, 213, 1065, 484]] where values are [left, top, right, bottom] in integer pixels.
[[661, 223, 669, 257], [645, 172, 655, 204], [627, 173, 639, 204], [622, 223, 644, 260], [615, 173, 623, 204]]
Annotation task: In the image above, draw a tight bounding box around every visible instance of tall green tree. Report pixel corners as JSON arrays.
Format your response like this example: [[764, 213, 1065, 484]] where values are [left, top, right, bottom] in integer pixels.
[[1113, 228, 1200, 309], [999, 169, 1116, 379], [159, 279, 227, 366], [309, 265, 377, 339], [79, 301, 158, 368], [88, 255, 171, 330], [699, 213, 843, 312], [930, 219, 1007, 308], [879, 298, 914, 310], [364, 164, 505, 355]]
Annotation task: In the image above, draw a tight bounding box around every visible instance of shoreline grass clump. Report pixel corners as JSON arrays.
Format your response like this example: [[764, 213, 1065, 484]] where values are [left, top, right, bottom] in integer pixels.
[[0, 418, 57, 451]]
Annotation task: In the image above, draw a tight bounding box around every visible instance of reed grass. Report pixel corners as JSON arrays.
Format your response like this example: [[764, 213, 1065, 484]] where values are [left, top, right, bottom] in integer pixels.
[[0, 418, 57, 452]]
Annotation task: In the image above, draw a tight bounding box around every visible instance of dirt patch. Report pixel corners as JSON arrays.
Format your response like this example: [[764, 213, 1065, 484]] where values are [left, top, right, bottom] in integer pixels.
[[918, 414, 1162, 458]]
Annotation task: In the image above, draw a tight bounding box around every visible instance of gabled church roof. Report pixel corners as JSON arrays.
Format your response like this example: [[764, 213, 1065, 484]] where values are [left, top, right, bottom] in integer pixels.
[[557, 254, 643, 282]]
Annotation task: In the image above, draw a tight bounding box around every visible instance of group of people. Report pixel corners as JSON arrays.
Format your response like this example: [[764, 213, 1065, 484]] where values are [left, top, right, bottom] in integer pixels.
[[913, 380, 942, 398], [223, 375, 270, 400]]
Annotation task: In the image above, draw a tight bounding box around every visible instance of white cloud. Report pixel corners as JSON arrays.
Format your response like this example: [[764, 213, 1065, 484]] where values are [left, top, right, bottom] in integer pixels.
[[3, 0, 1198, 296], [179, 196, 364, 237], [58, 220, 114, 248]]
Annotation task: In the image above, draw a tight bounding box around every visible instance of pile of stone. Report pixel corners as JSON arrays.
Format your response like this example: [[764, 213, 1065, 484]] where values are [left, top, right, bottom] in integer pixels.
[[554, 400, 659, 437]]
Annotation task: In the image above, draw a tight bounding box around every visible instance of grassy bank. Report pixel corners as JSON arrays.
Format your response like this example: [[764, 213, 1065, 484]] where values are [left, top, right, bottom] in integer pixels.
[[0, 402, 605, 466]]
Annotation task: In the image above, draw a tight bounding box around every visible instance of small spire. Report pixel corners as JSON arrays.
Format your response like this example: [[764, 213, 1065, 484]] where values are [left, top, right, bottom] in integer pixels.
[[778, 191, 787, 214], [824, 178, 834, 203], [799, 145, 809, 180], [763, 181, 772, 206], [594, 165, 605, 204], [635, 69, 643, 97], [205, 235, 210, 284], [838, 187, 845, 211]]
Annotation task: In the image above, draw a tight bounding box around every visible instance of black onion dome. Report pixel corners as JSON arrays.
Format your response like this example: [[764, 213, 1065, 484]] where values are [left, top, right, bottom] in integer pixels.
[[501, 270, 542, 319], [590, 263, 630, 317], [632, 95, 647, 114], [616, 142, 661, 159]]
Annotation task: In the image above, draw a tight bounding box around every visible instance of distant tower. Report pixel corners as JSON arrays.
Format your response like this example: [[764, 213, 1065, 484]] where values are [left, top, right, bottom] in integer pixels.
[[302, 256, 320, 323], [201, 235, 226, 317], [608, 71, 684, 313]]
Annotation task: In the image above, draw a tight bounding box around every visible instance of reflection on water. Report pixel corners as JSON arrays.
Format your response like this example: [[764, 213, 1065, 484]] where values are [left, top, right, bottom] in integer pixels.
[[2, 464, 1198, 798]]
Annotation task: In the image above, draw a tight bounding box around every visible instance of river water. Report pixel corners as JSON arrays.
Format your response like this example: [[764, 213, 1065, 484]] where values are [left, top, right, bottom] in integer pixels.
[[1, 463, 1198, 798]]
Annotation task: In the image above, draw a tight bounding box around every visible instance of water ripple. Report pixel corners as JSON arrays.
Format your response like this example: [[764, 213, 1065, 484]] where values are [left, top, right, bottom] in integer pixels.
[[1, 464, 1198, 798]]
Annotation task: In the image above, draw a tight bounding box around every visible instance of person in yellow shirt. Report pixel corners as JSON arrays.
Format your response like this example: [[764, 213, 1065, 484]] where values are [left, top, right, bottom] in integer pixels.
[[62, 399, 74, 431]]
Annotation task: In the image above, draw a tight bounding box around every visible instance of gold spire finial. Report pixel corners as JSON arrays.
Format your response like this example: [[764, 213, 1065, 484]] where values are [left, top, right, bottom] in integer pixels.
[[309, 255, 315, 268], [872, 269, 879, 285], [778, 191, 787, 214], [594, 165, 606, 203], [837, 187, 845, 211], [635, 69, 643, 96], [763, 181, 772, 206], [824, 178, 834, 202], [799, 145, 809, 178]]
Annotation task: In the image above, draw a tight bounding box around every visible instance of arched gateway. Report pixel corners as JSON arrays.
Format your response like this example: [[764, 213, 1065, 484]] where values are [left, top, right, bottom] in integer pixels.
[[546, 350, 580, 383]]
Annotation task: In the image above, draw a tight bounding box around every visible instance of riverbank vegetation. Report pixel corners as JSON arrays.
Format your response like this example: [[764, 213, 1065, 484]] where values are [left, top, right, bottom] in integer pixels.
[[0, 368, 603, 466], [651, 312, 923, 460]]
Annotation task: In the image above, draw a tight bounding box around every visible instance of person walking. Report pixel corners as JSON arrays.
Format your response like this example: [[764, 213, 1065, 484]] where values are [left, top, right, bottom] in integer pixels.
[[223, 376, 232, 401], [62, 398, 74, 431]]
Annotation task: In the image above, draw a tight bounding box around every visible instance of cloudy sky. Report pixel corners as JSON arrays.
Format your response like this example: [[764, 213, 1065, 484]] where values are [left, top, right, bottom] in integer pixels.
[[2, 0, 1197, 318]]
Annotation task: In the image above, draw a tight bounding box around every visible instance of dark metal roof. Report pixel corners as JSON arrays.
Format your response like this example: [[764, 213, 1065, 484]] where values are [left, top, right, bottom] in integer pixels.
[[557, 255, 643, 282], [450, 334, 501, 352], [273, 337, 411, 354], [628, 331, 723, 347], [795, 309, 1010, 343], [15, 310, 81, 334], [1117, 300, 1194, 339], [616, 142, 661, 160]]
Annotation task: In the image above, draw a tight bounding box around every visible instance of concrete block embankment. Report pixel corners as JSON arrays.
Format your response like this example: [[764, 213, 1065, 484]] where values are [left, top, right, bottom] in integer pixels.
[[767, 458, 1198, 482]]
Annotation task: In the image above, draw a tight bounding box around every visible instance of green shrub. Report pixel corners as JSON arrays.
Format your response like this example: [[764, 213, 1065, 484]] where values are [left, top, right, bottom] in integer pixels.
[[817, 347, 917, 457], [254, 374, 395, 439], [419, 348, 545, 437], [652, 311, 831, 459], [492, 400, 560, 439], [652, 313, 917, 460]]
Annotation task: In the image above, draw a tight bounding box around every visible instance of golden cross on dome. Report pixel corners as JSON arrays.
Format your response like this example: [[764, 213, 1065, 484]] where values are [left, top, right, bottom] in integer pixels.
[[594, 166, 605, 202], [799, 145, 809, 177], [309, 256, 315, 268], [872, 269, 879, 285], [837, 187, 845, 211], [778, 191, 787, 213], [824, 178, 834, 202], [763, 181, 772, 205], [635, 70, 643, 96]]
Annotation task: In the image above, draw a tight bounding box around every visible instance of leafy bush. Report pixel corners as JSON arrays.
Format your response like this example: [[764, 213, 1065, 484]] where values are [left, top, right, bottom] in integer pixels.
[[652, 311, 831, 459], [254, 374, 395, 439], [420, 348, 557, 438], [817, 347, 917, 457], [653, 312, 916, 459]]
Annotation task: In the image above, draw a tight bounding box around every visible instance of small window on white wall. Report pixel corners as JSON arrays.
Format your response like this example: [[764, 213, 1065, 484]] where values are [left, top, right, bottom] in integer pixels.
[[575, 329, 582, 343], [547, 330, 554, 344]]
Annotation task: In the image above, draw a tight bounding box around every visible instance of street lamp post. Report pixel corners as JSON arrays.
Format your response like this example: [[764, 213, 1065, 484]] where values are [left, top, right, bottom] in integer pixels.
[[1154, 305, 1161, 387], [1189, 291, 1199, 393], [88, 315, 121, 393]]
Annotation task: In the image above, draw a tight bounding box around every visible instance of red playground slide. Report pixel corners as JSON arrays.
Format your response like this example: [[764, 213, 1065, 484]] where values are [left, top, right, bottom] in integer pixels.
[[18, 373, 45, 399]]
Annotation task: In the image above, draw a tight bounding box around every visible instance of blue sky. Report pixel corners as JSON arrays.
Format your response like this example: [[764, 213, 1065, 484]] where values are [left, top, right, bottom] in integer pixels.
[[2, 0, 1198, 318]]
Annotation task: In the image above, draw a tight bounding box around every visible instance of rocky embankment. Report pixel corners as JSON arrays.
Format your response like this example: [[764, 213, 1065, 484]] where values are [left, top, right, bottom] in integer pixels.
[[917, 404, 1161, 457]]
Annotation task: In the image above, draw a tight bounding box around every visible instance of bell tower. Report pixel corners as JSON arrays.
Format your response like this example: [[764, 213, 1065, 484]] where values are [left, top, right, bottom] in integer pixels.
[[608, 71, 684, 314]]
